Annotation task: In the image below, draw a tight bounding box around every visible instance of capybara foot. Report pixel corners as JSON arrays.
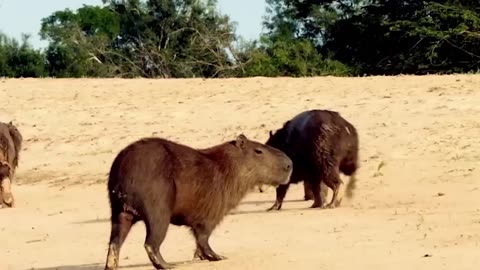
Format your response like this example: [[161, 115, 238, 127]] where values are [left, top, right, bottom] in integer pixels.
[[267, 202, 282, 211], [326, 199, 342, 208], [325, 202, 338, 209], [145, 244, 175, 269], [150, 259, 174, 269], [310, 202, 326, 209], [194, 248, 227, 261], [334, 198, 343, 207], [304, 194, 313, 201]]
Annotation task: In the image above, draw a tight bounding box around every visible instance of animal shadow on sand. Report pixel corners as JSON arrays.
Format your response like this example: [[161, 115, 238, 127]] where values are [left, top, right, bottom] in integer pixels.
[[74, 199, 316, 225], [26, 259, 209, 270]]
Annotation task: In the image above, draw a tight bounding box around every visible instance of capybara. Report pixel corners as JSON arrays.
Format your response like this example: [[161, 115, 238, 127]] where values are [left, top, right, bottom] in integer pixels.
[[0, 121, 23, 209], [104, 134, 293, 270], [265, 109, 359, 210]]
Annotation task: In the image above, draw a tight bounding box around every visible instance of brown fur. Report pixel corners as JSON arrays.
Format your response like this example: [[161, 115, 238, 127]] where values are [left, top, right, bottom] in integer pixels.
[[104, 134, 292, 270], [0, 121, 23, 208], [265, 109, 359, 210]]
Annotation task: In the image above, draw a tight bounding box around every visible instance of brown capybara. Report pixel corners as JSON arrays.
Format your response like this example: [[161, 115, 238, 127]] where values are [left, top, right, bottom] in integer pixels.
[[0, 121, 23, 209], [265, 109, 359, 210], [104, 134, 293, 270]]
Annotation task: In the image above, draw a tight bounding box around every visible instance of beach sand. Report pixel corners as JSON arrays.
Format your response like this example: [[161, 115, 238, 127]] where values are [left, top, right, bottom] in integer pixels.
[[1, 75, 479, 270]]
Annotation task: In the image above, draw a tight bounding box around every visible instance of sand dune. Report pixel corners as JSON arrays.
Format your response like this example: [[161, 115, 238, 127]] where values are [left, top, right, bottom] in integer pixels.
[[1, 75, 479, 270]]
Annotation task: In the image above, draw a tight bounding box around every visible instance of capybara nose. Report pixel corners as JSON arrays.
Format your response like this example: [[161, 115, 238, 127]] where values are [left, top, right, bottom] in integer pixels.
[[284, 160, 293, 172]]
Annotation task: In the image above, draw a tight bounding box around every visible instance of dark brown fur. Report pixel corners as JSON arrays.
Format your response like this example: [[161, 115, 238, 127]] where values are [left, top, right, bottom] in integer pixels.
[[104, 134, 292, 270], [0, 121, 23, 208], [265, 109, 359, 210]]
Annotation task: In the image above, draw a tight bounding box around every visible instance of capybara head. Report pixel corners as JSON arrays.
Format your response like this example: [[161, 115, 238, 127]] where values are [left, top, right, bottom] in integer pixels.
[[231, 134, 292, 187], [265, 121, 290, 151]]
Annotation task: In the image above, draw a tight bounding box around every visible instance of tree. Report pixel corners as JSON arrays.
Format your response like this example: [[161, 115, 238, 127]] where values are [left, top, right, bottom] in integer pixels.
[[324, 0, 480, 74], [39, 0, 245, 78], [240, 0, 355, 77], [103, 0, 241, 78], [40, 5, 120, 77], [262, 0, 480, 75], [0, 33, 46, 77]]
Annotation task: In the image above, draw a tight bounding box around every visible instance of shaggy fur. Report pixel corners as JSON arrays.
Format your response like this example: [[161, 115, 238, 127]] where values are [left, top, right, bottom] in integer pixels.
[[104, 134, 292, 270], [265, 109, 359, 210], [0, 121, 23, 208]]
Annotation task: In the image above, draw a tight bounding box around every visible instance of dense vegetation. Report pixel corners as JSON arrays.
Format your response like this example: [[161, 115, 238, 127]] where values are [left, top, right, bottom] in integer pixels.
[[1, 0, 479, 78]]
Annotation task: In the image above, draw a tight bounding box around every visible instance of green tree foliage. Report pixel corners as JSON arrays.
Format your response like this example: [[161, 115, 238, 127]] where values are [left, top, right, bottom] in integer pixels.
[[324, 0, 480, 74], [239, 0, 355, 77], [37, 0, 242, 78], [0, 33, 46, 77], [103, 0, 239, 78], [40, 5, 121, 77], [261, 0, 480, 75], [239, 36, 351, 77], [1, 0, 479, 78]]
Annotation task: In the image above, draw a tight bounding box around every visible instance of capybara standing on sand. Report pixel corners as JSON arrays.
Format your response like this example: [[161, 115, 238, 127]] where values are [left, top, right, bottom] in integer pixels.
[[104, 134, 293, 270], [265, 109, 359, 210], [0, 121, 23, 209]]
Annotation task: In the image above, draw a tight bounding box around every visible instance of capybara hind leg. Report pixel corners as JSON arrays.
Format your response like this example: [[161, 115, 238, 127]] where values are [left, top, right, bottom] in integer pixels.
[[267, 184, 290, 211], [309, 182, 325, 209], [144, 217, 174, 269], [192, 225, 227, 261], [325, 172, 344, 208], [105, 212, 135, 270], [303, 181, 314, 201], [320, 182, 329, 204]]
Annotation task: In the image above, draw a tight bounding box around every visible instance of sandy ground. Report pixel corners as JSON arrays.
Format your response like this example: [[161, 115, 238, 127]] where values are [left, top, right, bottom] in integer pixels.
[[0, 75, 479, 270]]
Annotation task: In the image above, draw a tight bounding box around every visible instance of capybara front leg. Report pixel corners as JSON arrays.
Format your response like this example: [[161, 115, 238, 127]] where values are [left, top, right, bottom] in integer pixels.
[[310, 181, 325, 209], [144, 217, 174, 269], [267, 184, 290, 211], [105, 212, 135, 270], [1, 177, 14, 208], [192, 225, 227, 261], [303, 181, 314, 201]]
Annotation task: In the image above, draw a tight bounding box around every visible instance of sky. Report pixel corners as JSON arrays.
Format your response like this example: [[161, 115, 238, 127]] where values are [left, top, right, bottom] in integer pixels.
[[0, 0, 267, 48]]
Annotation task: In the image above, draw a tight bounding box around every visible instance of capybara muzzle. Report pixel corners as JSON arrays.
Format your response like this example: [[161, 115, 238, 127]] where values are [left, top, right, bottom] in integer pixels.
[[281, 159, 293, 185]]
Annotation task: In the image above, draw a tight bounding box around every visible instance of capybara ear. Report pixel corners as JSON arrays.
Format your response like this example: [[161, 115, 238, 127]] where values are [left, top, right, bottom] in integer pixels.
[[235, 134, 247, 149], [269, 130, 273, 137]]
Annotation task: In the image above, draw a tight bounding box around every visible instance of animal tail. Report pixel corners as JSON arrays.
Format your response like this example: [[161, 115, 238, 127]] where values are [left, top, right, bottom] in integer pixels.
[[340, 152, 359, 199]]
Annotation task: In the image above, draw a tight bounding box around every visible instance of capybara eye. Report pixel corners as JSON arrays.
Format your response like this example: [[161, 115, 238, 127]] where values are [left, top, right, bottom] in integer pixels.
[[254, 148, 263, 155]]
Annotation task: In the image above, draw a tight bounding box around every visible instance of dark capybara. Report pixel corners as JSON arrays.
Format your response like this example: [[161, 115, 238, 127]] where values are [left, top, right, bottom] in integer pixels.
[[265, 109, 359, 210], [0, 121, 23, 209], [104, 134, 293, 270]]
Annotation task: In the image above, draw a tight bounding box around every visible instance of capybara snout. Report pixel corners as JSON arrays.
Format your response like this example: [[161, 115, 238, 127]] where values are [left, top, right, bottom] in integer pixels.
[[283, 160, 292, 172], [249, 142, 293, 187], [280, 156, 293, 184]]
